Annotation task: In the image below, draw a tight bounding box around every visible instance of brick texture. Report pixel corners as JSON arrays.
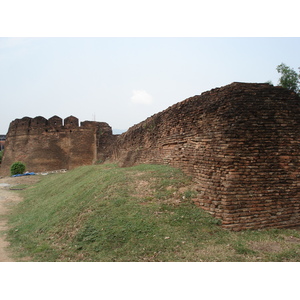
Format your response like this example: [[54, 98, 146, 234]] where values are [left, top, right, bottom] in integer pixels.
[[0, 116, 113, 175], [2, 82, 300, 230], [111, 82, 300, 230]]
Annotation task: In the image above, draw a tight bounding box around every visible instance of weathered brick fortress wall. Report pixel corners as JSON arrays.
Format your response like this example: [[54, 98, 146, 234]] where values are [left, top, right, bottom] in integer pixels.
[[111, 83, 300, 230], [2, 82, 300, 230], [0, 115, 113, 176]]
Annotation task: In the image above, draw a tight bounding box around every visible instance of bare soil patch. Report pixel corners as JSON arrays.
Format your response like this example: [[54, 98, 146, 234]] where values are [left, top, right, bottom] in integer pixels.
[[248, 241, 285, 253], [0, 175, 40, 261]]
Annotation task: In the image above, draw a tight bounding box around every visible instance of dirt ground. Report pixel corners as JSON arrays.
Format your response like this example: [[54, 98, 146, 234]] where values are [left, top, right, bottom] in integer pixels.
[[0, 175, 40, 262]]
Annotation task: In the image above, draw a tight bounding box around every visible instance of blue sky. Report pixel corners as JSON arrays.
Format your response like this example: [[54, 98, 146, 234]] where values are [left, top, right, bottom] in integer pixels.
[[0, 0, 299, 135], [1, 37, 300, 134]]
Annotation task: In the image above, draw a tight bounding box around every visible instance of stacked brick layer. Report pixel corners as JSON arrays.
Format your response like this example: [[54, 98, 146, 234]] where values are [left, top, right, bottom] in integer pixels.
[[2, 83, 300, 230], [111, 83, 300, 230], [0, 116, 112, 175]]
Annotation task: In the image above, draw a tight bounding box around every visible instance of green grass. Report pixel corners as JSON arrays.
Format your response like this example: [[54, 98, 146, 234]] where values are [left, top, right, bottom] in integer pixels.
[[6, 163, 300, 261]]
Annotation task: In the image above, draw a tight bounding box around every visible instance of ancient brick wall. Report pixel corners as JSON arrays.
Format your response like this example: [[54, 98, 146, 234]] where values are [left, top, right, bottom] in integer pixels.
[[0, 115, 113, 175], [2, 83, 300, 230], [111, 83, 300, 230]]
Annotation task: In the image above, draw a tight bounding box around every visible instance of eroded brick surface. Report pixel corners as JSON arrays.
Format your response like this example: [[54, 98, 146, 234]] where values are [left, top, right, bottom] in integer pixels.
[[111, 83, 300, 230], [2, 82, 300, 230], [0, 116, 113, 175]]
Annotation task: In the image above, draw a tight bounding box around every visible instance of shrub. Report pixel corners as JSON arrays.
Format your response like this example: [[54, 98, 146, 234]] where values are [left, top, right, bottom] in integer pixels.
[[10, 161, 26, 176]]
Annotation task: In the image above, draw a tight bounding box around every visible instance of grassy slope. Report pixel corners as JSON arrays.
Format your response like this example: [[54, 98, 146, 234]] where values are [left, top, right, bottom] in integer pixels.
[[7, 163, 300, 262]]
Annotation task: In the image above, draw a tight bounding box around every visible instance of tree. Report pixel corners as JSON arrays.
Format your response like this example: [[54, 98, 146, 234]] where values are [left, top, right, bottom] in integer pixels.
[[276, 63, 300, 95]]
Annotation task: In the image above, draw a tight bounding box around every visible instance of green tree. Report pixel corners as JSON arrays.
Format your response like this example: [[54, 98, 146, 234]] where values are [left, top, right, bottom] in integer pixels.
[[276, 63, 300, 95]]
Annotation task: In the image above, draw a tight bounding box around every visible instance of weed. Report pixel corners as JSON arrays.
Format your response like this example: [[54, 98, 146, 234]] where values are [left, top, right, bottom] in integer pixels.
[[233, 241, 257, 255], [183, 190, 197, 200]]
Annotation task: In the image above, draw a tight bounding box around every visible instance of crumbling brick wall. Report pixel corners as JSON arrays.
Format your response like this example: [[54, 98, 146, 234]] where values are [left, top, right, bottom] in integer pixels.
[[111, 83, 300, 230], [2, 82, 300, 230], [0, 115, 113, 175]]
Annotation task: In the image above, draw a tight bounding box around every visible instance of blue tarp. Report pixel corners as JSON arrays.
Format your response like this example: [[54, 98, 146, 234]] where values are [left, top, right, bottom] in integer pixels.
[[12, 172, 36, 177]]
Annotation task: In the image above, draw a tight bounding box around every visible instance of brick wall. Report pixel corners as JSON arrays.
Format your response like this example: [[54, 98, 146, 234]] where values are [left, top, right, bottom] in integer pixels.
[[0, 115, 113, 175], [2, 83, 300, 230], [111, 82, 300, 230]]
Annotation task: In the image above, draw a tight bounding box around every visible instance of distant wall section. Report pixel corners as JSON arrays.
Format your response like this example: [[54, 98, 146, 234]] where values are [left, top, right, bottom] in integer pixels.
[[0, 115, 114, 175]]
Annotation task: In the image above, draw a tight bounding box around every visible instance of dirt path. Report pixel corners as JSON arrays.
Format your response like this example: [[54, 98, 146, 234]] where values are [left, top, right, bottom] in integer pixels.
[[0, 176, 40, 262]]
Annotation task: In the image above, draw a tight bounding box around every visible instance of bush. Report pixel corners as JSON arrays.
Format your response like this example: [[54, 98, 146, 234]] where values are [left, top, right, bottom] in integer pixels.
[[10, 161, 26, 176]]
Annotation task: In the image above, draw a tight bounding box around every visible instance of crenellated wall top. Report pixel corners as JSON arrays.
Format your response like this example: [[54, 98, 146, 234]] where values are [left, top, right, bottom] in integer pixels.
[[7, 115, 109, 135]]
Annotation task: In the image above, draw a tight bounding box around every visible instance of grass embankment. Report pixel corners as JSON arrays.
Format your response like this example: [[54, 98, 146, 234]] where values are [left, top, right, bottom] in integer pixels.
[[7, 163, 300, 262]]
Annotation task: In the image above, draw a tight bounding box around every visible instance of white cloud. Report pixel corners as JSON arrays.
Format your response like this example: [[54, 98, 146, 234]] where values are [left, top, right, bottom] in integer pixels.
[[130, 89, 153, 105]]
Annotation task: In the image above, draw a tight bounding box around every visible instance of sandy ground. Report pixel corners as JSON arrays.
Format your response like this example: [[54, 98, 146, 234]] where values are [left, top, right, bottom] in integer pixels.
[[0, 175, 40, 262]]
